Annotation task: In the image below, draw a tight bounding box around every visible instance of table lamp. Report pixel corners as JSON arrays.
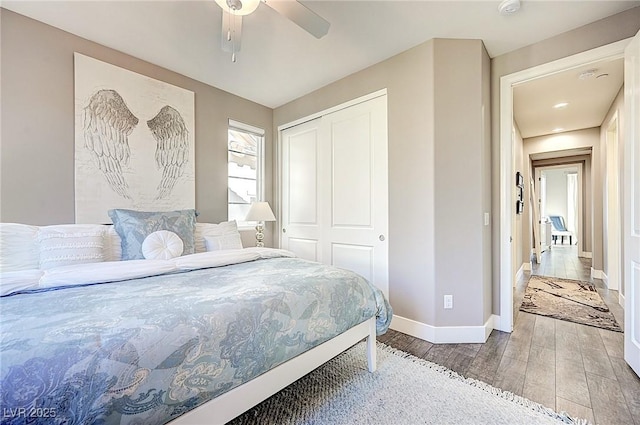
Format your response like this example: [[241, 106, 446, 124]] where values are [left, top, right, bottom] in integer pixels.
[[244, 201, 276, 247]]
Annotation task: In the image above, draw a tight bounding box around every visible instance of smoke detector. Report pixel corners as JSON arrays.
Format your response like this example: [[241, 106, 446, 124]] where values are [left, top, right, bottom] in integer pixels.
[[498, 0, 521, 15]]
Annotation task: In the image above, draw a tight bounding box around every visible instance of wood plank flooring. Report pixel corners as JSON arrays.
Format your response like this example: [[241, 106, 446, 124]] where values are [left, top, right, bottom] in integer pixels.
[[380, 245, 640, 425]]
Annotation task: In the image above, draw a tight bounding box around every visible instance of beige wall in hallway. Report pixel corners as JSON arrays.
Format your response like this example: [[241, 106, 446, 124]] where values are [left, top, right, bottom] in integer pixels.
[[514, 123, 524, 275]]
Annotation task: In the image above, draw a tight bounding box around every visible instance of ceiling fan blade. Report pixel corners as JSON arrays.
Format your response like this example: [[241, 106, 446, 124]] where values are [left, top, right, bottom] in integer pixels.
[[221, 10, 242, 53], [265, 1, 330, 39]]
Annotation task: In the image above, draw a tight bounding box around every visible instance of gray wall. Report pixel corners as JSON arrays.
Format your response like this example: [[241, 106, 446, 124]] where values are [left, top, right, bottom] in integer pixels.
[[275, 39, 492, 329], [433, 39, 492, 326], [490, 7, 640, 314], [0, 9, 275, 246]]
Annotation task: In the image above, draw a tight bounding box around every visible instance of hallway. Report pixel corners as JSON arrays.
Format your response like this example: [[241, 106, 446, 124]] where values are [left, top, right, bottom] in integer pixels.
[[381, 245, 640, 424]]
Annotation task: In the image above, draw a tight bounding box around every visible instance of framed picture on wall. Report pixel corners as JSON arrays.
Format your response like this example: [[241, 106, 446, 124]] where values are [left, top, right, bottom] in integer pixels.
[[74, 53, 195, 224], [516, 200, 524, 214], [517, 185, 524, 202], [516, 171, 524, 188]]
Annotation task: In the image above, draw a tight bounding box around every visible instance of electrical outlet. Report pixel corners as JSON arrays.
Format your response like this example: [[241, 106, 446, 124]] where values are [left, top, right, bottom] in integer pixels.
[[444, 295, 453, 309]]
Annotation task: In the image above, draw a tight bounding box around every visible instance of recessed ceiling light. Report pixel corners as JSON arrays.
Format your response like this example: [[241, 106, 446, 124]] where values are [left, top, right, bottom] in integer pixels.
[[553, 102, 569, 109], [552, 128, 564, 133], [498, 0, 521, 15]]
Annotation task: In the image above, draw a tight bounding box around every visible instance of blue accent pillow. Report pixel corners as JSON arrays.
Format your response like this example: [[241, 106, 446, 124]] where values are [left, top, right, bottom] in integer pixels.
[[108, 209, 197, 260]]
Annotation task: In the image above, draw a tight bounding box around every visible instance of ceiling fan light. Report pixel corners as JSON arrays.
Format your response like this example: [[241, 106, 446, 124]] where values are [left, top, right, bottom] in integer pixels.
[[215, 0, 260, 16], [498, 0, 521, 15]]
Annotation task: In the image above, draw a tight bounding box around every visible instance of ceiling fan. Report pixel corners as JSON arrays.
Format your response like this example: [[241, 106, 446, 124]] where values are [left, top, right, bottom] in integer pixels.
[[214, 0, 330, 62]]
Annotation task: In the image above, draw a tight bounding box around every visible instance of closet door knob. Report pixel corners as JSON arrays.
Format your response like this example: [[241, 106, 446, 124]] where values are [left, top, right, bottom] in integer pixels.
[[379, 235, 385, 241]]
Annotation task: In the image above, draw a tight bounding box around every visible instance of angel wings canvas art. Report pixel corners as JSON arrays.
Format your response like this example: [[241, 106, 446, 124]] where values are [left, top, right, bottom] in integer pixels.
[[74, 53, 195, 224]]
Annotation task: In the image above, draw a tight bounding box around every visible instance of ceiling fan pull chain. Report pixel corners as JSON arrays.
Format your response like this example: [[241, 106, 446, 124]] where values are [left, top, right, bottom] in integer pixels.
[[231, 12, 237, 62]]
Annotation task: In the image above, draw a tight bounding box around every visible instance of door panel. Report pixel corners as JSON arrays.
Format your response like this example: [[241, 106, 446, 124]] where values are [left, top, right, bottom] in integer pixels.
[[624, 30, 640, 376], [331, 113, 372, 228], [288, 129, 318, 225], [332, 243, 374, 284], [281, 118, 322, 262], [288, 238, 318, 262]]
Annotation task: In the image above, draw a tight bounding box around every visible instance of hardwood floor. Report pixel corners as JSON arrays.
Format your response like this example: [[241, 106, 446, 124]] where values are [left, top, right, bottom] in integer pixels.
[[380, 244, 640, 425]]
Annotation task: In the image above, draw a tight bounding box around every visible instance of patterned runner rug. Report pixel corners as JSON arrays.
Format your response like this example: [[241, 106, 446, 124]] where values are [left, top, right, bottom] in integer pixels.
[[520, 275, 622, 332], [229, 342, 587, 425]]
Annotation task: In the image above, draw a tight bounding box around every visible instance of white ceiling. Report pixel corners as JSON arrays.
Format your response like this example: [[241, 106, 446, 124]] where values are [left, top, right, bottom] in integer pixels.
[[514, 57, 625, 139], [2, 0, 639, 109]]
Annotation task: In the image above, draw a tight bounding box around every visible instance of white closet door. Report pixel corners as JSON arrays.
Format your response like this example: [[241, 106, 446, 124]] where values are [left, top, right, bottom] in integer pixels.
[[281, 118, 323, 263], [321, 96, 388, 297], [281, 95, 389, 298]]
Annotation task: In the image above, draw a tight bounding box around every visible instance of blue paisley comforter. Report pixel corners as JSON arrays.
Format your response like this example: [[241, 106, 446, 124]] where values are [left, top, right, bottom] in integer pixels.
[[0, 252, 392, 424]]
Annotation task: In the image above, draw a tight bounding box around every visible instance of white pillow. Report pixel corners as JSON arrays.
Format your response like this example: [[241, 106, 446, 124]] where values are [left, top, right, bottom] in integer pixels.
[[204, 233, 243, 251], [0, 269, 42, 296], [104, 225, 123, 262], [38, 225, 106, 270], [142, 230, 184, 260], [0, 223, 40, 272], [195, 221, 242, 253]]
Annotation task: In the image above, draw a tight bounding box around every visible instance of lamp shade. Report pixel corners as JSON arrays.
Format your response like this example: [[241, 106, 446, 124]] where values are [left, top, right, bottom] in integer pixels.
[[245, 202, 276, 222]]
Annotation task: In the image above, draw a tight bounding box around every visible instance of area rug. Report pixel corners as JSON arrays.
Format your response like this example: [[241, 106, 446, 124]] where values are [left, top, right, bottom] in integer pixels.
[[229, 342, 587, 425], [520, 275, 622, 332]]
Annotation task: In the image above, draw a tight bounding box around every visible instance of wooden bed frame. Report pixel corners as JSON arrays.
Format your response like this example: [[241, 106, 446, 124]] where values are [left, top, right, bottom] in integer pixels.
[[173, 317, 378, 424]]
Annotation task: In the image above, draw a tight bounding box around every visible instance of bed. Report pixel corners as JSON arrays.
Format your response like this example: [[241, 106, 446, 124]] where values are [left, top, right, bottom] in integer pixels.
[[0, 215, 392, 425]]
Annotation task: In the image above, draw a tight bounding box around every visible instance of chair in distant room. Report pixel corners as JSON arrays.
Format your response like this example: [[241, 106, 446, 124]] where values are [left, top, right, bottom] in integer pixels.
[[549, 215, 573, 245]]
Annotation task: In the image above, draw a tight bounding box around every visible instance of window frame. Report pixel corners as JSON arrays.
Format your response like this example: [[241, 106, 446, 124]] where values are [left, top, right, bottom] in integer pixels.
[[227, 119, 265, 229]]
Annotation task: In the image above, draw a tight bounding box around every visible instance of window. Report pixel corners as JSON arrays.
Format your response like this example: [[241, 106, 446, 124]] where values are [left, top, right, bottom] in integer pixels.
[[227, 120, 265, 227]]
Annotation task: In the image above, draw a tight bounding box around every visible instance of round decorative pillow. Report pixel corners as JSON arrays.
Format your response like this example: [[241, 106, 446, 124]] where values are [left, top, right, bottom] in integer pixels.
[[141, 230, 184, 260]]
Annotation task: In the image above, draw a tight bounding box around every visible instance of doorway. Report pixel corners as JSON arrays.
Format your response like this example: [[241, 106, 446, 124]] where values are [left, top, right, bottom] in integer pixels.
[[536, 164, 582, 246], [534, 164, 587, 276], [498, 40, 628, 333]]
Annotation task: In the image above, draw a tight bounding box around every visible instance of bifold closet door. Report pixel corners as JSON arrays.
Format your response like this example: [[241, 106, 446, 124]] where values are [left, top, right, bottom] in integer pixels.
[[281, 117, 324, 263], [281, 95, 388, 297]]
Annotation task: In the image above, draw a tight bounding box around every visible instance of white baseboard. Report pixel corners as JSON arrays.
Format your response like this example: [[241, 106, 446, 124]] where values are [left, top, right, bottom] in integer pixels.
[[515, 264, 526, 282], [493, 313, 512, 333], [390, 314, 497, 344], [619, 292, 625, 308], [580, 251, 593, 259], [591, 268, 606, 280]]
